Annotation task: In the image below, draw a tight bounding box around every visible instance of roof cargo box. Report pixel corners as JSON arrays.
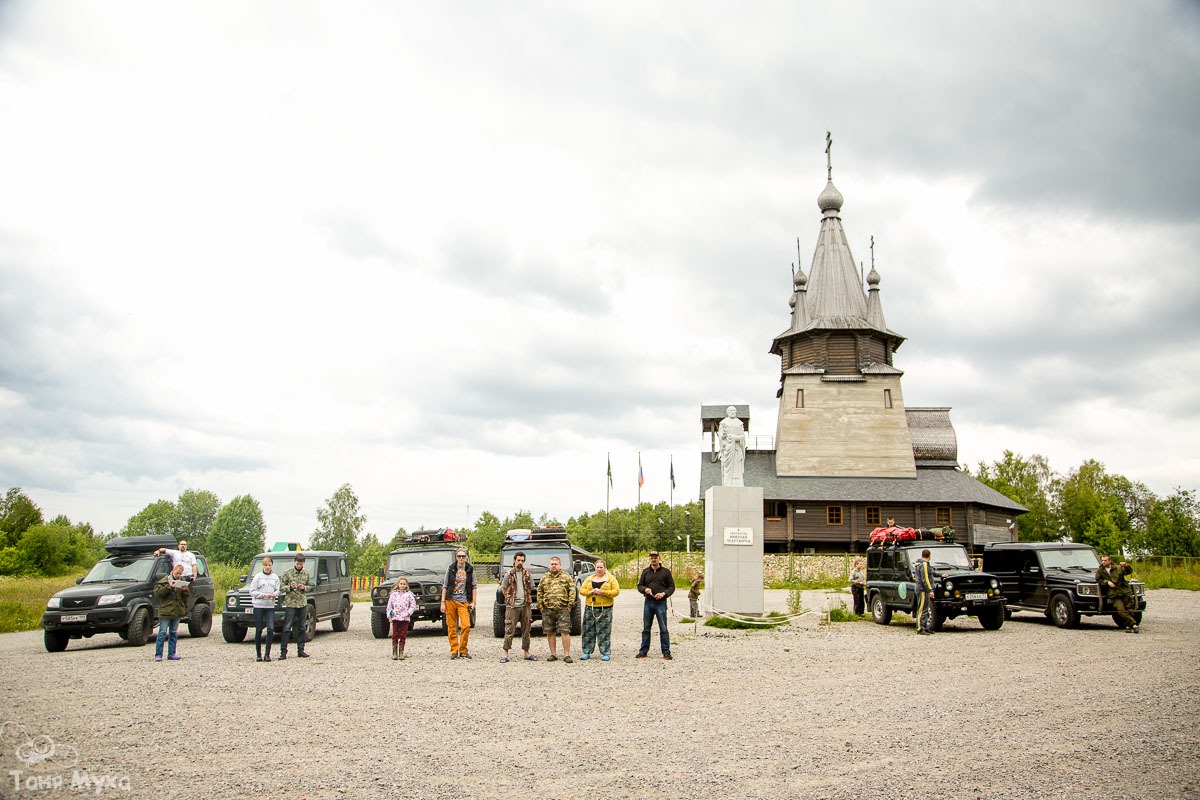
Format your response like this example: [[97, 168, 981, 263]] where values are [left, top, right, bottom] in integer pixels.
[[104, 534, 177, 555]]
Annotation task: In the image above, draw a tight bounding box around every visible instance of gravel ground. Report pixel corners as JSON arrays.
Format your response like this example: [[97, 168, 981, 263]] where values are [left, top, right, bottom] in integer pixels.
[[0, 588, 1197, 800]]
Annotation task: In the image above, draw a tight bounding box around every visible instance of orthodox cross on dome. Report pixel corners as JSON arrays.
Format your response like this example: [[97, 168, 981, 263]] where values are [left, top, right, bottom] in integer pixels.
[[870, 235, 875, 269], [825, 131, 833, 180]]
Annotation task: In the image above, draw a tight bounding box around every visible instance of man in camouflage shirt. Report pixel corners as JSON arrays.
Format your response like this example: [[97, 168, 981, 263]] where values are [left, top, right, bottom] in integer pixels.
[[1096, 555, 1139, 633], [279, 553, 313, 658], [537, 556, 576, 663]]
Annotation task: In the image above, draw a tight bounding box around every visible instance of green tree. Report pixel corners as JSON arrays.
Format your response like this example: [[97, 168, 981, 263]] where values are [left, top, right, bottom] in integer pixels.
[[385, 527, 409, 550], [16, 523, 74, 575], [972, 451, 1057, 541], [1055, 460, 1147, 553], [176, 489, 221, 554], [122, 499, 179, 539], [1141, 488, 1200, 556], [0, 488, 44, 549], [352, 534, 388, 576], [311, 483, 366, 555], [207, 495, 266, 565], [469, 511, 502, 554]]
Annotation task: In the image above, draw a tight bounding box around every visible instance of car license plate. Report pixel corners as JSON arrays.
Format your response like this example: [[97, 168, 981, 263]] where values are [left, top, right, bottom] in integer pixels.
[[60, 614, 86, 623], [965, 593, 986, 601]]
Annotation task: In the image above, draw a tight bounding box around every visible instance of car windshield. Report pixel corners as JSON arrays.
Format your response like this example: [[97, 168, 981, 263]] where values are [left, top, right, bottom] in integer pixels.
[[924, 546, 972, 569], [1041, 548, 1100, 570], [388, 550, 455, 574], [502, 549, 571, 574], [82, 556, 156, 583], [247, 558, 293, 580]]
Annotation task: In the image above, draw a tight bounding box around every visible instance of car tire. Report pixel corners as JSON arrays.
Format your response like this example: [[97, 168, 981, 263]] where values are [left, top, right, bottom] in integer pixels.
[[187, 603, 212, 638], [1003, 607, 1013, 620], [441, 615, 448, 635], [127, 607, 151, 647], [305, 605, 317, 641], [1050, 593, 1080, 629], [331, 598, 351, 632], [493, 604, 505, 638], [930, 605, 946, 632], [44, 629, 69, 653], [221, 614, 248, 643], [371, 611, 389, 639], [1133, 611, 1144, 624], [870, 593, 892, 625], [570, 603, 582, 637], [978, 605, 1004, 630]]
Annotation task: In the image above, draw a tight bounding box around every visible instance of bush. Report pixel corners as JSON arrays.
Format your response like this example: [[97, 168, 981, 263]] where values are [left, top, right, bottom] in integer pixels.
[[209, 561, 248, 609], [827, 605, 866, 623]]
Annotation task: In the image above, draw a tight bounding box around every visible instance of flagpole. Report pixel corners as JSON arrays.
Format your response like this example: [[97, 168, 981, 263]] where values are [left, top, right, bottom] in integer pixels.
[[606, 452, 611, 554], [637, 451, 642, 550]]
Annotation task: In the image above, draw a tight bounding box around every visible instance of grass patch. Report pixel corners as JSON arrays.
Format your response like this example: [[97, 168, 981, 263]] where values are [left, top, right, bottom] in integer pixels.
[[704, 611, 787, 630], [1135, 563, 1200, 591], [765, 577, 845, 590], [679, 616, 696, 624], [827, 605, 867, 623], [0, 572, 87, 633]]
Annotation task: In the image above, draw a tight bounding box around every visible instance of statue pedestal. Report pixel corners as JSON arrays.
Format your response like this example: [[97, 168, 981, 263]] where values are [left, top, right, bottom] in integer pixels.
[[703, 485, 764, 615]]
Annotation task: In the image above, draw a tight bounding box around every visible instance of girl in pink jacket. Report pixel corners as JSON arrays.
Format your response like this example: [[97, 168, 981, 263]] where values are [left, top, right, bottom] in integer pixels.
[[386, 577, 417, 661]]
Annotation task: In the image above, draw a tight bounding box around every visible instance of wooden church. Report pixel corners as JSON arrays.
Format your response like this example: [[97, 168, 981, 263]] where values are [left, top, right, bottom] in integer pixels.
[[699, 142, 1025, 553]]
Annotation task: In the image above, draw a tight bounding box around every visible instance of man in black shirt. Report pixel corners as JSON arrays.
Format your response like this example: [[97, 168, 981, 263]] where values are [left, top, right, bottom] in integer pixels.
[[636, 551, 676, 660]]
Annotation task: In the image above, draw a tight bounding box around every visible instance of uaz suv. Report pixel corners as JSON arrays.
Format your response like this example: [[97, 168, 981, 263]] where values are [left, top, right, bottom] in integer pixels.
[[866, 530, 1005, 631], [491, 527, 586, 638], [370, 530, 467, 638], [222, 550, 352, 643]]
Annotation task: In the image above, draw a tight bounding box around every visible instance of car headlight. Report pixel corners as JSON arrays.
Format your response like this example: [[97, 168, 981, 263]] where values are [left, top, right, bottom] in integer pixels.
[[944, 581, 954, 592], [989, 578, 999, 588], [227, 595, 238, 607], [1076, 583, 1098, 596], [427, 586, 439, 596], [47, 597, 61, 609], [97, 594, 124, 606]]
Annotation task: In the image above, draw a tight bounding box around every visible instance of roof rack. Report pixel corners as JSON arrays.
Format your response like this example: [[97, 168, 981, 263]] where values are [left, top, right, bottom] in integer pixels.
[[504, 526, 568, 543], [104, 534, 178, 555], [402, 528, 466, 546], [868, 526, 956, 547]]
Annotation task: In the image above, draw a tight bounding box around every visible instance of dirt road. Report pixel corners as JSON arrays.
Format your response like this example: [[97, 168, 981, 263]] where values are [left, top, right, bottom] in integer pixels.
[[1, 589, 1197, 799]]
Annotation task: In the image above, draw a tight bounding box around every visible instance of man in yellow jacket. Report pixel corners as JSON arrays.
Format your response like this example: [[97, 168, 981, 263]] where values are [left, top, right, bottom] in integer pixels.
[[578, 560, 620, 661]]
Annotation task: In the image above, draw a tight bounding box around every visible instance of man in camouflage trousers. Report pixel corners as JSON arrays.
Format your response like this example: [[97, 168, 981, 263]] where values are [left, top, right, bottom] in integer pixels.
[[1096, 555, 1139, 633], [537, 556, 576, 663], [279, 553, 313, 659]]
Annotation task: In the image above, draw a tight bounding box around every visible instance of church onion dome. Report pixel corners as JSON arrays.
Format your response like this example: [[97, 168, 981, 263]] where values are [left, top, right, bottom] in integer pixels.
[[866, 265, 880, 287], [817, 180, 843, 214]]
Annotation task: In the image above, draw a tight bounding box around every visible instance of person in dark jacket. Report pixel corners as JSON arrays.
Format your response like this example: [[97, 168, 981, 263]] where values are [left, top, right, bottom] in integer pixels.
[[913, 550, 935, 635], [1097, 555, 1139, 633], [636, 551, 675, 660], [440, 548, 476, 659], [153, 564, 189, 662], [500, 551, 536, 663]]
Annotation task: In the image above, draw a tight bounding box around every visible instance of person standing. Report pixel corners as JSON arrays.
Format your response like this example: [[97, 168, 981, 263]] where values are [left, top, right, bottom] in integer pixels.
[[913, 549, 935, 635], [688, 572, 704, 619], [278, 553, 312, 660], [386, 577, 417, 660], [579, 560, 620, 661], [440, 548, 476, 659], [152, 564, 189, 662], [154, 541, 198, 579], [248, 556, 280, 661], [537, 556, 577, 663], [849, 558, 866, 616], [500, 552, 536, 663], [636, 551, 675, 660], [1096, 555, 1139, 633]]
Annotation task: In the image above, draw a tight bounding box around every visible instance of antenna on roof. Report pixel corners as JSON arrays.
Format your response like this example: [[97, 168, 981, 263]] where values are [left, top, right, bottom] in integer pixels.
[[825, 131, 833, 180]]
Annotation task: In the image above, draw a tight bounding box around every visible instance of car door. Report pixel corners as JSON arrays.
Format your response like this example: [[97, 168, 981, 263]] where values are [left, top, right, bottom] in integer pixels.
[[316, 557, 333, 617], [1019, 552, 1046, 608]]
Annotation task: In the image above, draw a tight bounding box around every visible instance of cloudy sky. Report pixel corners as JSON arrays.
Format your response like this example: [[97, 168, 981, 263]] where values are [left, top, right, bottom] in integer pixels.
[[1, 2, 1197, 543]]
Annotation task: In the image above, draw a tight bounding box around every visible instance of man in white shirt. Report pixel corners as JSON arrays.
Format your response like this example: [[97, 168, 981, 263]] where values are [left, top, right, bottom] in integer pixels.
[[155, 541, 198, 579]]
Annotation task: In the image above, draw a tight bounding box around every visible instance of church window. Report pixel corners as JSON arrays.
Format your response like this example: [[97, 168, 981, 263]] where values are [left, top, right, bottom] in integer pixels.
[[796, 389, 805, 408], [826, 506, 843, 525], [865, 507, 881, 526], [884, 389, 893, 409]]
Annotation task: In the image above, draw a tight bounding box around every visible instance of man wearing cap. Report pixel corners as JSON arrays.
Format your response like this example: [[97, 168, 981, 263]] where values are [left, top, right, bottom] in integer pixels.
[[279, 553, 313, 659], [636, 551, 676, 660]]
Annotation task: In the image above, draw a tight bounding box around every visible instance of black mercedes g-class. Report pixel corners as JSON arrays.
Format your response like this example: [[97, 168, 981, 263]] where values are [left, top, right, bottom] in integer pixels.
[[221, 550, 352, 643], [42, 534, 215, 652], [981, 541, 1147, 629], [370, 529, 467, 638], [491, 527, 586, 638], [866, 530, 1005, 631]]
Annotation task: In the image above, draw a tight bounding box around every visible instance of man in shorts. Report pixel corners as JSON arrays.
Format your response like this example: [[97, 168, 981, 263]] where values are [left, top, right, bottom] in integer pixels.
[[537, 556, 576, 663]]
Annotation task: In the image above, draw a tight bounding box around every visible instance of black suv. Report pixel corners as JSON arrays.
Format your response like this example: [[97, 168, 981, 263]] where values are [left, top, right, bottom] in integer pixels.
[[221, 550, 352, 643], [370, 530, 467, 638], [42, 535, 215, 652], [866, 531, 1005, 631], [491, 527, 586, 638], [981, 542, 1147, 629]]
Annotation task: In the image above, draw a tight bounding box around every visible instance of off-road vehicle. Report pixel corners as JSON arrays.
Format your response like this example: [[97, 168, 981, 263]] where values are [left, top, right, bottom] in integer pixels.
[[42, 534, 215, 652], [982, 541, 1147, 629], [221, 550, 352, 643], [866, 528, 1005, 631], [370, 528, 470, 638], [491, 526, 589, 638]]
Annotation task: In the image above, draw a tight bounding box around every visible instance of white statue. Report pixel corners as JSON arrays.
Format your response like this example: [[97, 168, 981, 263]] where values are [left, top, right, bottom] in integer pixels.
[[718, 406, 746, 487]]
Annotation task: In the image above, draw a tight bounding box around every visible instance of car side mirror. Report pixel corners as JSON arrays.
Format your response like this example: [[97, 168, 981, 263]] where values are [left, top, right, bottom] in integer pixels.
[[491, 565, 501, 579], [572, 562, 581, 575], [75, 577, 83, 585], [378, 567, 385, 579], [239, 575, 248, 584]]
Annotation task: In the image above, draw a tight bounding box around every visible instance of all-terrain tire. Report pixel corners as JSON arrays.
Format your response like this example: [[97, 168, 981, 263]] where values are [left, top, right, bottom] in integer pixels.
[[978, 605, 1004, 630], [127, 607, 151, 647], [1050, 593, 1080, 629], [188, 603, 212, 638], [870, 593, 892, 625], [221, 614, 247, 643], [371, 611, 389, 639], [331, 598, 351, 632], [493, 604, 505, 638], [44, 629, 69, 653]]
